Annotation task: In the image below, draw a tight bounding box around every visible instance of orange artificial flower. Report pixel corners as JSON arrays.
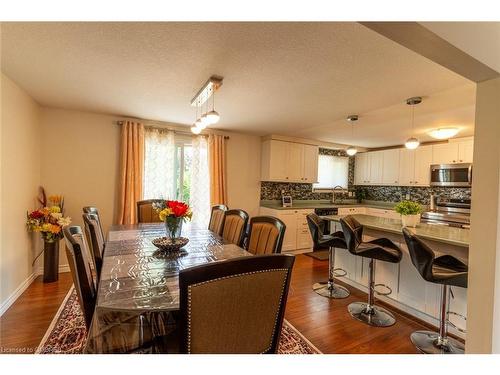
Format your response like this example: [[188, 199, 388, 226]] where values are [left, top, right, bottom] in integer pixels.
[[50, 224, 62, 234]]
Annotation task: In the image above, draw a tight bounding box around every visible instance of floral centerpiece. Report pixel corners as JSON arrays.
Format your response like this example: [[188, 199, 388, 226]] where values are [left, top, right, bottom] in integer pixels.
[[26, 192, 71, 282], [394, 200, 422, 228], [153, 200, 192, 239]]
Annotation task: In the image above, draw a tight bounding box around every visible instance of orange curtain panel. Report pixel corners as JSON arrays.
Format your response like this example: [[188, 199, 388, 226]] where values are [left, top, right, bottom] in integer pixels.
[[208, 134, 228, 206], [117, 121, 145, 224]]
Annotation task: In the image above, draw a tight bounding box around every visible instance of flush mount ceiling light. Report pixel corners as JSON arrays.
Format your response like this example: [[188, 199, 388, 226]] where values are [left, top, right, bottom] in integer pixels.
[[191, 75, 223, 134], [405, 96, 422, 150], [429, 127, 460, 140], [346, 115, 358, 156]]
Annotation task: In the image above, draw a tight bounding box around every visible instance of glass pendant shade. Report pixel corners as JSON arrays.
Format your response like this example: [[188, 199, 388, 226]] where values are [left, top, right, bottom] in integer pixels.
[[429, 127, 459, 140], [200, 113, 210, 129], [207, 110, 220, 124], [195, 118, 203, 128], [405, 137, 420, 150], [191, 125, 202, 134], [346, 146, 358, 156]]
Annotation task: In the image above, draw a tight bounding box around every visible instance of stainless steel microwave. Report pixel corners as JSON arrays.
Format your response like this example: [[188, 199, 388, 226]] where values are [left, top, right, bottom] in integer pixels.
[[430, 163, 472, 187]]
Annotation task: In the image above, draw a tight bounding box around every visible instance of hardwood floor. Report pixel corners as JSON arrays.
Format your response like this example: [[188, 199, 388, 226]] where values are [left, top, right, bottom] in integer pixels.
[[0, 255, 428, 354], [0, 273, 73, 354]]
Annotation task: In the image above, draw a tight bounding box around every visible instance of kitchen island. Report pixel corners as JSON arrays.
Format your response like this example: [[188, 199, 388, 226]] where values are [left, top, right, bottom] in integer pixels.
[[320, 214, 468, 337]]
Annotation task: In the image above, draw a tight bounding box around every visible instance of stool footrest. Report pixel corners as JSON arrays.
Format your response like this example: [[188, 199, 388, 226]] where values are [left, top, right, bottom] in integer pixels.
[[332, 268, 347, 278], [373, 283, 392, 296], [447, 311, 467, 333]]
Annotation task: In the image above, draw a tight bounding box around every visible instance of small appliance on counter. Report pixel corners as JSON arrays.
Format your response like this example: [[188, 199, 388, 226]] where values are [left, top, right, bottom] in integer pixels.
[[282, 195, 293, 208], [422, 196, 471, 228]]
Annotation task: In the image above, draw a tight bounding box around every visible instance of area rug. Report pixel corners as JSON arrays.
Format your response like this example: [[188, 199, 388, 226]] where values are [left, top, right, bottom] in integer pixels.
[[36, 287, 321, 354], [304, 250, 329, 261]]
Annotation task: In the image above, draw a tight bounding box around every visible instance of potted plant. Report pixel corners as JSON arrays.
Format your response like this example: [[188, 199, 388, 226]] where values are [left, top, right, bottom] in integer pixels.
[[153, 200, 192, 238], [394, 200, 422, 228]]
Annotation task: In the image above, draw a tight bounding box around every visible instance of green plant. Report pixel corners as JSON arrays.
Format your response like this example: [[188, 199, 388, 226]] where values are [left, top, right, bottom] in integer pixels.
[[394, 200, 422, 215]]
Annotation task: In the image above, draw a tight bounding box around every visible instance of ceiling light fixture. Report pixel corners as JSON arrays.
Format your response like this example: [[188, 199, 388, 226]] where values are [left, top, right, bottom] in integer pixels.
[[429, 127, 460, 140], [207, 89, 220, 124], [191, 100, 203, 134], [190, 75, 223, 133], [346, 115, 358, 156], [405, 97, 422, 150]]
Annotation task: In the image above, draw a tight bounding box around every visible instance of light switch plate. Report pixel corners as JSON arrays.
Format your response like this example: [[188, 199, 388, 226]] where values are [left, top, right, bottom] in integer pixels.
[[405, 193, 410, 200]]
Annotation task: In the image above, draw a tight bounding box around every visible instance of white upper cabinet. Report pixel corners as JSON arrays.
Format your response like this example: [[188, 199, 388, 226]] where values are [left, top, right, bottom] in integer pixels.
[[368, 151, 384, 184], [261, 139, 319, 183], [354, 153, 370, 184], [413, 145, 433, 186], [432, 138, 474, 164], [382, 149, 400, 185], [398, 148, 415, 186]]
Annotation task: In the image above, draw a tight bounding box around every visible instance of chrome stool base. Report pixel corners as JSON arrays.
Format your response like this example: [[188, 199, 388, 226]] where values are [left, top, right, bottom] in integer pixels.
[[410, 331, 464, 354], [348, 302, 396, 327], [313, 282, 350, 299]]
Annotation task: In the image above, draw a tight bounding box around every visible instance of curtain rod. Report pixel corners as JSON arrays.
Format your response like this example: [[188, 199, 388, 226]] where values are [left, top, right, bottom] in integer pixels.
[[116, 121, 229, 139]]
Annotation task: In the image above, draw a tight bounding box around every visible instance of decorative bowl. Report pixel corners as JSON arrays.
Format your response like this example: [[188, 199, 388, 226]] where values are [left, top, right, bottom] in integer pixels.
[[152, 237, 189, 251]]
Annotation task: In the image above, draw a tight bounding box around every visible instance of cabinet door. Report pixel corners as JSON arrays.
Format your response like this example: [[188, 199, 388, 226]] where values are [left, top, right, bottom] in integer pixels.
[[397, 246, 428, 311], [267, 140, 288, 181], [413, 145, 433, 186], [302, 144, 319, 183], [277, 211, 297, 252], [368, 151, 384, 184], [354, 153, 370, 184], [432, 143, 459, 164], [458, 140, 474, 163], [382, 149, 400, 185], [286, 143, 304, 182], [398, 148, 415, 186]]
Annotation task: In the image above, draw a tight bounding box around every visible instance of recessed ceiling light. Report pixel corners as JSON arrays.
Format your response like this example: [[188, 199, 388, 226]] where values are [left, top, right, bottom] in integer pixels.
[[429, 128, 460, 140]]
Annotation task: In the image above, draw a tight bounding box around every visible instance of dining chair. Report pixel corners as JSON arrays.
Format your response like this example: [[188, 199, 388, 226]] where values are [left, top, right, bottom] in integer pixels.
[[64, 226, 162, 353], [136, 199, 164, 223], [179, 254, 295, 353], [208, 204, 228, 235], [82, 206, 105, 243], [221, 209, 249, 247], [82, 213, 105, 280], [246, 216, 286, 255]]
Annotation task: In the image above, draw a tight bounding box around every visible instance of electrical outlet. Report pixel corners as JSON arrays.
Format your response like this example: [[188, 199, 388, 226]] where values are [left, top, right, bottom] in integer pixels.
[[405, 193, 410, 200]]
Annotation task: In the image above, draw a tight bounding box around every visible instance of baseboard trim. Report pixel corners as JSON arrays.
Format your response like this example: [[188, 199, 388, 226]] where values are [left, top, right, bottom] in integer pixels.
[[0, 272, 37, 317], [35, 264, 70, 276]]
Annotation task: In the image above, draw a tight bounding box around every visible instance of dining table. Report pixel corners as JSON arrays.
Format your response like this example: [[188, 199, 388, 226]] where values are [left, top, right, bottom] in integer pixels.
[[84, 222, 251, 353]]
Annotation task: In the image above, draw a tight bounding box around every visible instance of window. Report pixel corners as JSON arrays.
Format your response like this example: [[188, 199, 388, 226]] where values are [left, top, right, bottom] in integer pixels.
[[174, 140, 192, 202], [313, 154, 349, 190]]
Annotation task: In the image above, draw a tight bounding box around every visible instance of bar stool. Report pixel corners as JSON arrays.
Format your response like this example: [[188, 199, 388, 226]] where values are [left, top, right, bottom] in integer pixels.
[[403, 228, 467, 354], [306, 213, 350, 299], [340, 216, 402, 327]]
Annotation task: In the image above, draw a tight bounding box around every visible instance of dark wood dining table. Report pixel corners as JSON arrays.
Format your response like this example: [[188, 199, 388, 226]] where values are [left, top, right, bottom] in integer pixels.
[[84, 222, 251, 353]]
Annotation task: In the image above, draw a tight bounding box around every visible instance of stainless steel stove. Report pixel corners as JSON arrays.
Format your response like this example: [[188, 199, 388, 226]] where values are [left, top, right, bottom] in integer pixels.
[[421, 198, 471, 228]]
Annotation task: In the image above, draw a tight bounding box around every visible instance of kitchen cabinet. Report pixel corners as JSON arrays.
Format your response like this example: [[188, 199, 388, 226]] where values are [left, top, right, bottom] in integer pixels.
[[355, 151, 384, 185], [369, 151, 384, 184], [398, 145, 432, 186], [259, 207, 313, 252], [366, 207, 400, 220], [354, 153, 370, 185], [432, 138, 474, 164], [261, 140, 319, 183], [382, 149, 400, 185], [337, 207, 366, 216]]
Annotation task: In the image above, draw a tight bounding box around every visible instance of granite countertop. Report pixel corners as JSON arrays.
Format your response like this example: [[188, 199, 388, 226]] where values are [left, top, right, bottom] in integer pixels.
[[260, 199, 401, 211], [321, 214, 469, 248]]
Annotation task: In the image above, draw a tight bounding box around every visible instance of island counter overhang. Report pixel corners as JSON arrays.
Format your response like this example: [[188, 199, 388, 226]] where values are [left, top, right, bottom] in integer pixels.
[[320, 214, 468, 338]]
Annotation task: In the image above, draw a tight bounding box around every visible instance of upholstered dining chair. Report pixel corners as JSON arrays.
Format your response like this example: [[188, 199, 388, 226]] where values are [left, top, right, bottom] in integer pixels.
[[82, 213, 105, 280], [221, 209, 249, 247], [136, 199, 164, 223], [82, 206, 105, 243], [63, 226, 158, 353], [179, 254, 295, 353], [208, 204, 228, 235], [246, 216, 286, 255]]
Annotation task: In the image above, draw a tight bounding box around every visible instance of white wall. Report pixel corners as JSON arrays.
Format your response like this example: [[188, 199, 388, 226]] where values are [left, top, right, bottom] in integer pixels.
[[0, 73, 41, 311]]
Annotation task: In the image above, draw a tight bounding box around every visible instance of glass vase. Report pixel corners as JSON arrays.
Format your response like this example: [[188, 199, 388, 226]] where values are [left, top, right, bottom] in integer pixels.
[[164, 216, 183, 239]]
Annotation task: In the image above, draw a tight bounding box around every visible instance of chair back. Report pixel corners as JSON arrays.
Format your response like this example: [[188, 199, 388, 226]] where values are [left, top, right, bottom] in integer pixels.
[[306, 213, 328, 250], [179, 254, 295, 353], [63, 226, 97, 328], [136, 199, 164, 223], [340, 215, 364, 254], [82, 213, 105, 279], [402, 228, 436, 283], [82, 206, 105, 240], [208, 205, 228, 235], [221, 209, 249, 247], [247, 216, 286, 255]]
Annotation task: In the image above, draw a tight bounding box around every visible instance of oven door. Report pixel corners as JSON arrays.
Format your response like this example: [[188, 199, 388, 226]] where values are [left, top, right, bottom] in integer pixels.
[[430, 163, 472, 187]]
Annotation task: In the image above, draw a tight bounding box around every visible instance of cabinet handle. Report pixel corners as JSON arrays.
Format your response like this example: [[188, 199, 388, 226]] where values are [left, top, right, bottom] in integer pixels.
[[453, 160, 456, 163], [459, 160, 463, 162], [286, 177, 289, 180], [394, 181, 398, 183]]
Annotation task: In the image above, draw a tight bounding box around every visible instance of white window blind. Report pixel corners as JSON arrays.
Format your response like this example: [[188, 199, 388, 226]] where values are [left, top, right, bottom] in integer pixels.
[[313, 154, 349, 190]]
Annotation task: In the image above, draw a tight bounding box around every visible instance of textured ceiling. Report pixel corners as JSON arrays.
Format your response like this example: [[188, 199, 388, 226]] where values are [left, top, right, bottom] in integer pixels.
[[1, 22, 475, 147]]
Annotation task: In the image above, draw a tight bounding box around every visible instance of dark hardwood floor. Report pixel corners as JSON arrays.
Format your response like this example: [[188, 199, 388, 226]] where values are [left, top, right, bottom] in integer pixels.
[[0, 255, 427, 354]]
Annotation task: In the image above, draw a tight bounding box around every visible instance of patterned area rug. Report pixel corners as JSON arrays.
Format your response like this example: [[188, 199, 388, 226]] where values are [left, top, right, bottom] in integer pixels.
[[36, 287, 321, 354]]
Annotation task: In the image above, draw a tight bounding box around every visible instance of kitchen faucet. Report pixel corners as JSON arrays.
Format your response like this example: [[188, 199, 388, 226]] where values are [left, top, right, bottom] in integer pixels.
[[331, 185, 345, 204]]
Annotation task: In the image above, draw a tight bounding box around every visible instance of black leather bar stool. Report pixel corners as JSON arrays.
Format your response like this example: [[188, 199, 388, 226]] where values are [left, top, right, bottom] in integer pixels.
[[403, 228, 467, 354], [306, 213, 350, 299], [340, 216, 402, 327]]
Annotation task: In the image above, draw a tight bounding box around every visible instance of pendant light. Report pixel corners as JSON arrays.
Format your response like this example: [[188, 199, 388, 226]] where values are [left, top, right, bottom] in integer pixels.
[[199, 100, 209, 130], [206, 87, 220, 124], [346, 115, 358, 156], [405, 97, 422, 150], [191, 102, 203, 134]]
